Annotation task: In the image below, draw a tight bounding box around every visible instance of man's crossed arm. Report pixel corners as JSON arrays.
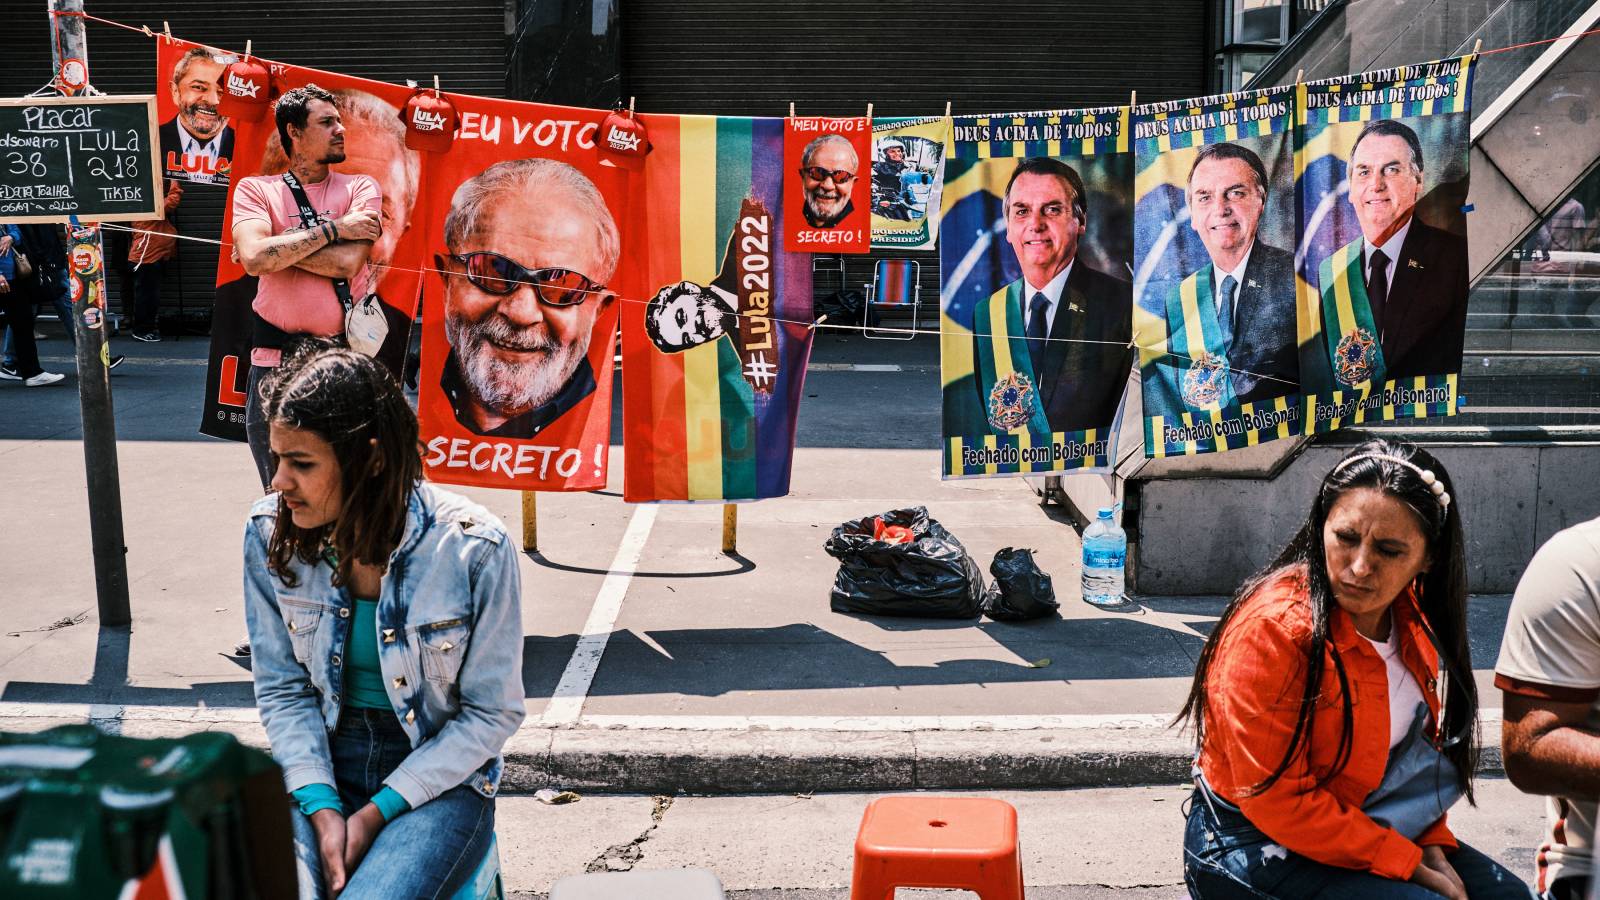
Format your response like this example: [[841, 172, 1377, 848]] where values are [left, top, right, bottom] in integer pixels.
[[233, 208, 381, 281]]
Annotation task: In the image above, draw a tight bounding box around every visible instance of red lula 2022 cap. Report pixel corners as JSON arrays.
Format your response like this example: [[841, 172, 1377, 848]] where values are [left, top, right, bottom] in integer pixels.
[[400, 89, 460, 153]]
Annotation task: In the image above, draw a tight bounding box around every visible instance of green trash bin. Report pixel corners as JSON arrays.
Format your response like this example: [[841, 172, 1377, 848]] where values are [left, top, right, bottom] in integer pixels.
[[0, 725, 296, 899]]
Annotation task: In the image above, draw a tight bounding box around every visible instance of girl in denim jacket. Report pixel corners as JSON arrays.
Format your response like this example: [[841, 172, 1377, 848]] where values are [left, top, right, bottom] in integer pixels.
[[242, 344, 524, 898]]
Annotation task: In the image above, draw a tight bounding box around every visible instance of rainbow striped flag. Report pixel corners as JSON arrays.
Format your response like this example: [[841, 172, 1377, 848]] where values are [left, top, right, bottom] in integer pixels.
[[622, 114, 815, 502]]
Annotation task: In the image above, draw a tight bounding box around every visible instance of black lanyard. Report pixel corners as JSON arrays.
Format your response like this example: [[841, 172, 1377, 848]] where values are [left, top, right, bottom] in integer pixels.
[[281, 171, 354, 311]]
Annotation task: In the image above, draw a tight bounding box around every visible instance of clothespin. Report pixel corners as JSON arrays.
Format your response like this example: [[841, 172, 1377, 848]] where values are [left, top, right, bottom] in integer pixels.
[[433, 75, 441, 98], [163, 20, 171, 39], [1296, 68, 1305, 84], [789, 102, 796, 117], [628, 95, 636, 119], [244, 40, 252, 59], [809, 314, 828, 332], [140, 24, 152, 38], [1471, 39, 1482, 56], [943, 101, 952, 119], [1129, 90, 1137, 109], [865, 103, 873, 122]]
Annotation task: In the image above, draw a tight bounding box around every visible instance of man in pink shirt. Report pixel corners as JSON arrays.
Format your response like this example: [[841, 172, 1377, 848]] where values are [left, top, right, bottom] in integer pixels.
[[231, 84, 383, 488]]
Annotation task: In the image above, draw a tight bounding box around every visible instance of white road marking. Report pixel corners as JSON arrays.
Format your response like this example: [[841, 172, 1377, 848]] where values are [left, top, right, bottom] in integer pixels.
[[577, 714, 1177, 731], [537, 504, 659, 725]]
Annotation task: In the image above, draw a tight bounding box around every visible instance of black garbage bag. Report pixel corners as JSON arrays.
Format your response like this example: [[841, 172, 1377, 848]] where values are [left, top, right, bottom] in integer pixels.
[[981, 547, 1059, 621], [814, 289, 868, 327], [824, 506, 985, 618]]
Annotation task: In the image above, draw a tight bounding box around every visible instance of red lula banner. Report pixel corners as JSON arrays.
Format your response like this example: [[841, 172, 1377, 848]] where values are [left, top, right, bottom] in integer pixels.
[[783, 116, 870, 254], [174, 38, 425, 439], [412, 96, 631, 491], [154, 36, 236, 186]]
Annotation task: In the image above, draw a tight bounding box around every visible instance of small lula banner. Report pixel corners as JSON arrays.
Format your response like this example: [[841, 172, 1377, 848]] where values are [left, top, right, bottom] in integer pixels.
[[1296, 56, 1475, 435], [869, 115, 951, 250], [938, 108, 1135, 479], [1133, 85, 1302, 457], [783, 116, 871, 254]]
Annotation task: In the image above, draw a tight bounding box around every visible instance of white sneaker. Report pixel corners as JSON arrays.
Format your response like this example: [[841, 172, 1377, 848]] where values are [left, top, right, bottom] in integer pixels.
[[24, 371, 65, 387]]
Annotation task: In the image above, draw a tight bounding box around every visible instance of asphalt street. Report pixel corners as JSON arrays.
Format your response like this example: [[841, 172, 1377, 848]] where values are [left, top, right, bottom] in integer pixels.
[[491, 780, 1544, 897]]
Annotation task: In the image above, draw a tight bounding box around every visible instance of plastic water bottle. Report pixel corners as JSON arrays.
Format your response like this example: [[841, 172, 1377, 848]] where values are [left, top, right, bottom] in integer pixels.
[[1081, 507, 1127, 607]]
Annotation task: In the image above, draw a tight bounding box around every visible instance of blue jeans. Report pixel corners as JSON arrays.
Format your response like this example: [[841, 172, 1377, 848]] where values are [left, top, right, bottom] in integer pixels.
[[289, 708, 495, 900], [1184, 786, 1533, 899], [246, 363, 274, 489]]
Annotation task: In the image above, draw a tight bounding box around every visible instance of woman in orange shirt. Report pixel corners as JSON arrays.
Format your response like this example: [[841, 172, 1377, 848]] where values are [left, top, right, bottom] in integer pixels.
[[1177, 438, 1529, 899]]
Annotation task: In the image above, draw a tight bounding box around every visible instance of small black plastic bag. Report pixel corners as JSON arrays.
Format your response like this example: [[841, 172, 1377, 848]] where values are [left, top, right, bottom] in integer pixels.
[[980, 547, 1059, 621], [824, 506, 985, 618]]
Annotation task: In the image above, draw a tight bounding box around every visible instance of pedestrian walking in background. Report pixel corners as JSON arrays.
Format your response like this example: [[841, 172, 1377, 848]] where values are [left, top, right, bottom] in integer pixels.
[[2, 223, 122, 375], [1176, 438, 1531, 899], [0, 223, 65, 387], [129, 178, 184, 342], [241, 343, 522, 898]]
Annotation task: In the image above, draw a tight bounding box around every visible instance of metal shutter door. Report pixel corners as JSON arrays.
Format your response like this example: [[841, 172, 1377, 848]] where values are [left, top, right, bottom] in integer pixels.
[[622, 0, 1210, 315]]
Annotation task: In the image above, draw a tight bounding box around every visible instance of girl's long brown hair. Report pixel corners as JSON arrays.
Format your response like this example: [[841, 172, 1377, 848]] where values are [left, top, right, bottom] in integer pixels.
[[1174, 437, 1477, 801], [258, 342, 422, 590]]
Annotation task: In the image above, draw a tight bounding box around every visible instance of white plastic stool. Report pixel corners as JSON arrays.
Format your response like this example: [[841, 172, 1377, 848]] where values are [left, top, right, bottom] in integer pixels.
[[550, 868, 726, 899]]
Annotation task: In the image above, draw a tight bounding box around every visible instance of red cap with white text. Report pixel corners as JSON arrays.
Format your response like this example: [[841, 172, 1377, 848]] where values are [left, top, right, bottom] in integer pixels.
[[219, 56, 271, 122], [400, 89, 459, 154], [597, 109, 651, 171]]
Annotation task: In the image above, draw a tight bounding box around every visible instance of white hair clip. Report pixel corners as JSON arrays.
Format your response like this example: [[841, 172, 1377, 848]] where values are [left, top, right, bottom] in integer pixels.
[[1333, 452, 1451, 510]]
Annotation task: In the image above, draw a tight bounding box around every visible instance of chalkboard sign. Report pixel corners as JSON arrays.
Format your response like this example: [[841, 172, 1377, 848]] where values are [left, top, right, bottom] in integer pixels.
[[0, 95, 161, 223]]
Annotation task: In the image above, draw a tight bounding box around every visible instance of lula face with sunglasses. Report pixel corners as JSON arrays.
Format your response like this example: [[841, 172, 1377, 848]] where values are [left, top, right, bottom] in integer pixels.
[[439, 192, 612, 435], [800, 136, 859, 228]]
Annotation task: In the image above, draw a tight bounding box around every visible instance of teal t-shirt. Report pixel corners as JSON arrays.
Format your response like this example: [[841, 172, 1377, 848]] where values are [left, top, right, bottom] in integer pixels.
[[289, 595, 410, 822], [346, 598, 390, 709]]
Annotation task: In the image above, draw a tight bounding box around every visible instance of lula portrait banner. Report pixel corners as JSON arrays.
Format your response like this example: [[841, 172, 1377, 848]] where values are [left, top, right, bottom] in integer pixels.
[[1296, 56, 1474, 433], [624, 114, 816, 502], [192, 48, 424, 441], [1133, 86, 1302, 457], [155, 37, 234, 186], [870, 116, 950, 250], [939, 108, 1134, 479], [412, 97, 629, 491], [783, 116, 870, 254]]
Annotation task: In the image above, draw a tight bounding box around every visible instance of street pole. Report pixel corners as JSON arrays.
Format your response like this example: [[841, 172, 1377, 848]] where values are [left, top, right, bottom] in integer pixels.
[[50, 0, 131, 627]]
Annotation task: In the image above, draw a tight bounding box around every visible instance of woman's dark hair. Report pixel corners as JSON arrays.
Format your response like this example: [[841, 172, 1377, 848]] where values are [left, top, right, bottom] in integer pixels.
[[1175, 437, 1476, 801], [259, 342, 421, 590]]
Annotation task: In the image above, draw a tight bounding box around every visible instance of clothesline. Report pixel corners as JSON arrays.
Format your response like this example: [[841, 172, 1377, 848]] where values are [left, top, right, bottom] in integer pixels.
[[94, 223, 1300, 389], [55, 10, 1600, 116]]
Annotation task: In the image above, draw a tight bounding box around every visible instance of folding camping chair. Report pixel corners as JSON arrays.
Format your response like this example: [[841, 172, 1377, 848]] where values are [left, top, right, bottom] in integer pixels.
[[812, 256, 847, 300], [864, 258, 920, 340]]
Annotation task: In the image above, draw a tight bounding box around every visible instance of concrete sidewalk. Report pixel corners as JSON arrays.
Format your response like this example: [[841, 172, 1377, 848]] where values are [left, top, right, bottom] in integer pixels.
[[0, 330, 1518, 794]]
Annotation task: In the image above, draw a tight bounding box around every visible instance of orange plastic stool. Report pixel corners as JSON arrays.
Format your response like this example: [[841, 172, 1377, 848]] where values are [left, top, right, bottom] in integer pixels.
[[850, 796, 1023, 900]]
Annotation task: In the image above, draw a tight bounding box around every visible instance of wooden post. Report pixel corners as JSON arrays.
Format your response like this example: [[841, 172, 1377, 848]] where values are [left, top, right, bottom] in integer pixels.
[[721, 504, 737, 554], [521, 491, 537, 552]]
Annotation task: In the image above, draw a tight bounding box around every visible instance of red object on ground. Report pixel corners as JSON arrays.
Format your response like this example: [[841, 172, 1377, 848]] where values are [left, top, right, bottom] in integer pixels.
[[872, 518, 914, 545], [851, 796, 1023, 899], [219, 57, 270, 121]]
